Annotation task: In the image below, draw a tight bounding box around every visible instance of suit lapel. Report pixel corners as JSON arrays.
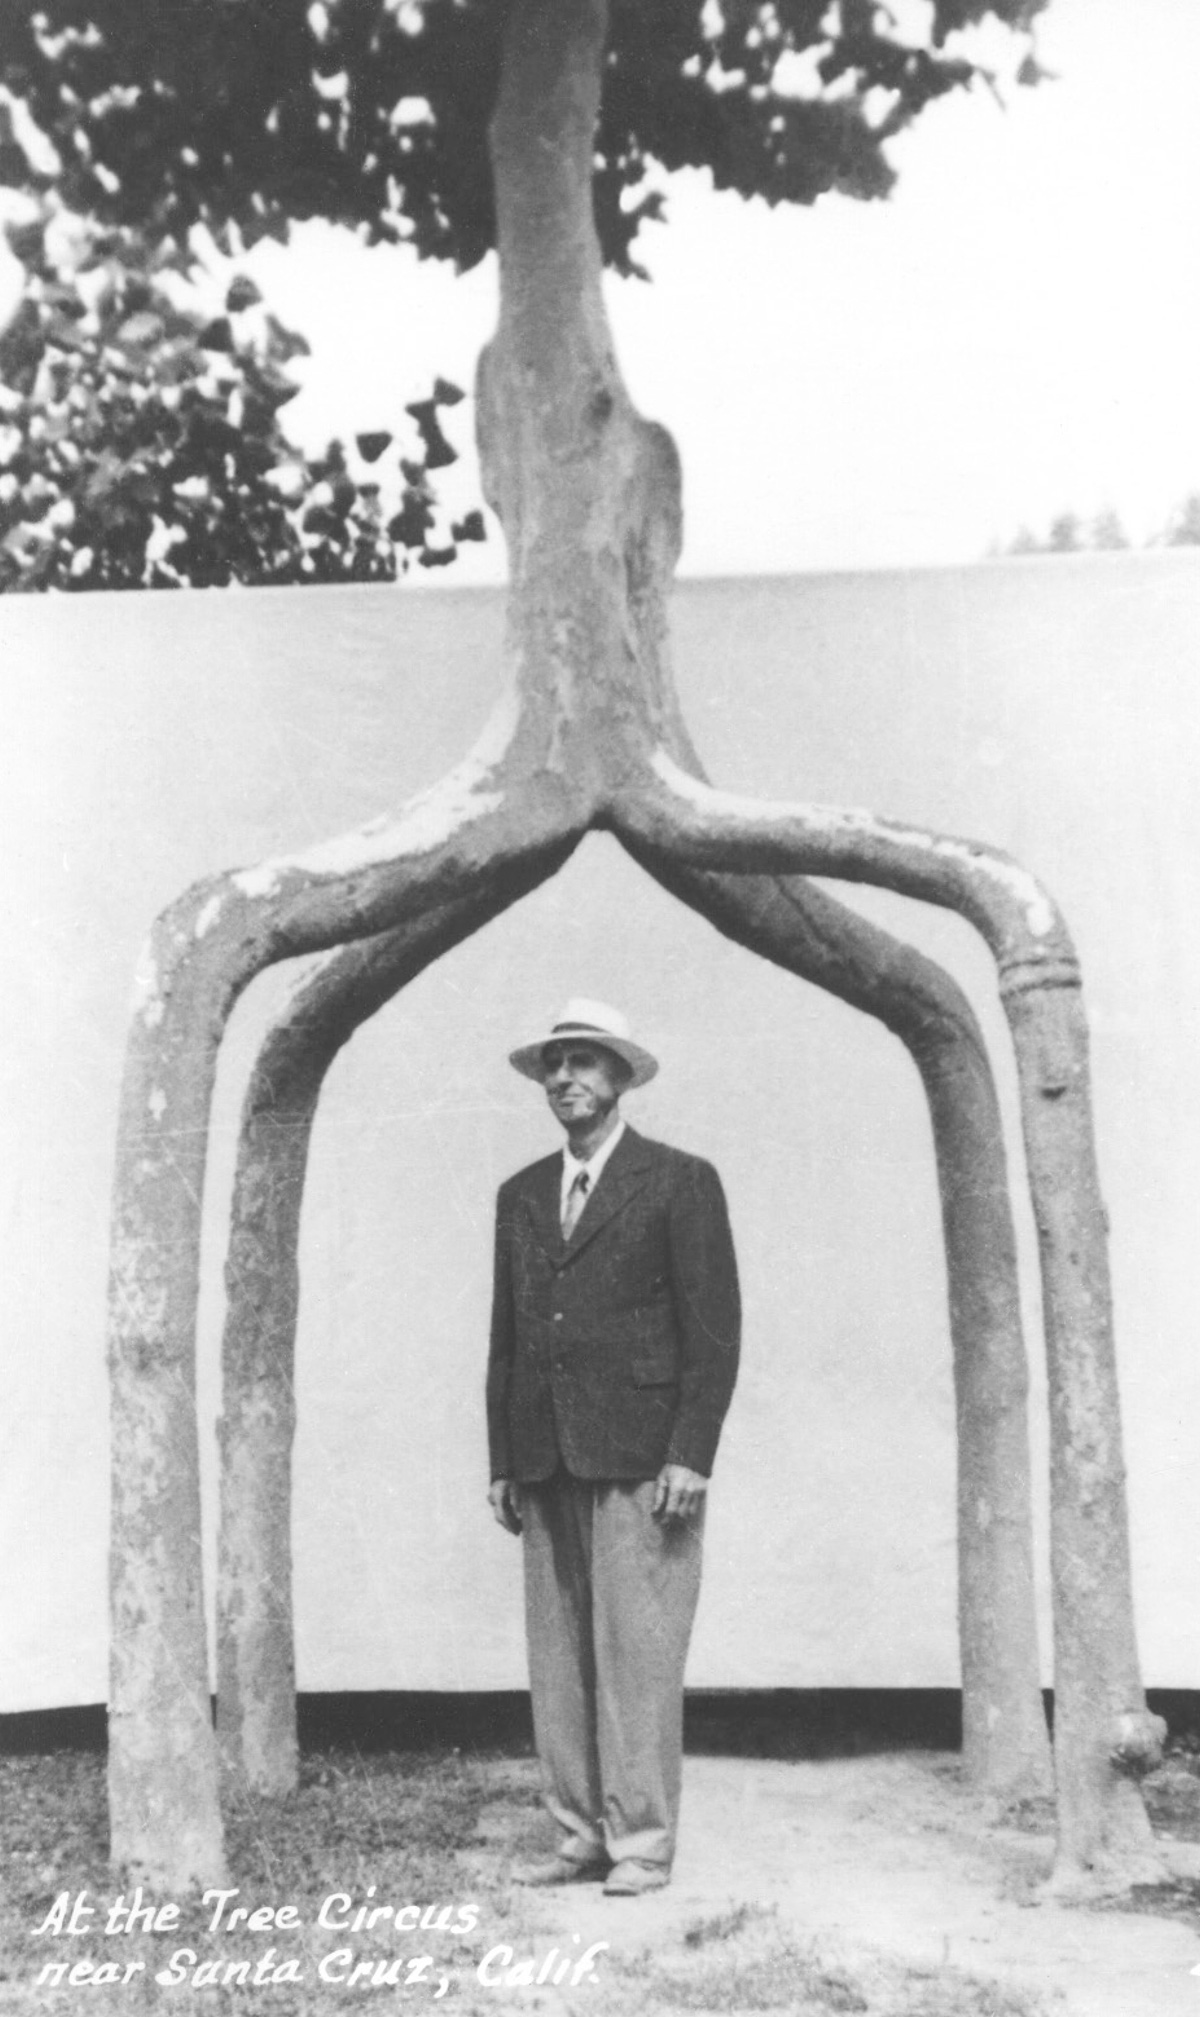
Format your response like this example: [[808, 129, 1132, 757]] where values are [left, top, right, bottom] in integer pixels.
[[521, 1153, 566, 1265], [559, 1126, 653, 1266], [518, 1128, 655, 1270]]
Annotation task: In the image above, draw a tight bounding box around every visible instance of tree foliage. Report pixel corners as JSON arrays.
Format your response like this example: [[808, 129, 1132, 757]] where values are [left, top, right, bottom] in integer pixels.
[[0, 0, 1050, 586], [1088, 506, 1128, 552], [1164, 492, 1200, 547], [2, 0, 1049, 277], [996, 498, 1200, 558], [0, 206, 477, 588], [1046, 508, 1081, 553], [0, 169, 488, 591]]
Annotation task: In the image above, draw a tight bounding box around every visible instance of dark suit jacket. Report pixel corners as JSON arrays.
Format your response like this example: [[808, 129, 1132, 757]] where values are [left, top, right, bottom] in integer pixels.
[[486, 1126, 740, 1483]]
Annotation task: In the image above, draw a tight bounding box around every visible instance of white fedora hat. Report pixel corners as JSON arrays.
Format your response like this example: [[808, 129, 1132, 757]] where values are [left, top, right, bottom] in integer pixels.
[[509, 998, 658, 1090]]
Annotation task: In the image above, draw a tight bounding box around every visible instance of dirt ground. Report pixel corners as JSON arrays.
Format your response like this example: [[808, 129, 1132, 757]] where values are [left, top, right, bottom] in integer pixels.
[[472, 1751, 1200, 2017]]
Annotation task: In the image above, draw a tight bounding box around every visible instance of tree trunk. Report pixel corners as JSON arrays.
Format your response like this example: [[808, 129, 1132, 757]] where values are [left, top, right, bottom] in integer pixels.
[[107, 811, 574, 1883], [108, 929, 232, 1887], [217, 873, 563, 1796], [106, 0, 1153, 1888], [1005, 977, 1164, 1885], [635, 860, 1050, 1796]]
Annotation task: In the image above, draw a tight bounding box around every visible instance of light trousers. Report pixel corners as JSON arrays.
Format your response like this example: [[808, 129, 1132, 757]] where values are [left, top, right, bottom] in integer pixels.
[[520, 1471, 704, 1870]]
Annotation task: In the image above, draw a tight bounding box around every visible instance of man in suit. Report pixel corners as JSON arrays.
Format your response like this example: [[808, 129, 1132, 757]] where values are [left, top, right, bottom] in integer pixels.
[[487, 999, 740, 1896]]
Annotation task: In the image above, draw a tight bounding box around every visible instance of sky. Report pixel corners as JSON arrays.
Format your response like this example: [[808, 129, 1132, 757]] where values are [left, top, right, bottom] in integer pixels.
[[240, 0, 1200, 584]]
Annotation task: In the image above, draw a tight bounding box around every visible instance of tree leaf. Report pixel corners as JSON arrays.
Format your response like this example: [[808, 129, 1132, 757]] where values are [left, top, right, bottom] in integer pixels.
[[197, 317, 235, 352], [225, 274, 263, 312]]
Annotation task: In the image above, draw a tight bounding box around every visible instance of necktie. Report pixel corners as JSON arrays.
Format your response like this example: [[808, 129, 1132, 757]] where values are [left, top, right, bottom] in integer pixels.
[[562, 1166, 590, 1239]]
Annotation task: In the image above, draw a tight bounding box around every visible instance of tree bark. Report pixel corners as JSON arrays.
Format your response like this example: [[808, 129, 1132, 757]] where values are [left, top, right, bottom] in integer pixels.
[[1004, 977, 1164, 1885], [108, 803, 575, 1884], [633, 859, 1051, 1797], [108, 919, 249, 1888], [476, 0, 692, 781], [217, 870, 564, 1797], [614, 768, 1162, 1881]]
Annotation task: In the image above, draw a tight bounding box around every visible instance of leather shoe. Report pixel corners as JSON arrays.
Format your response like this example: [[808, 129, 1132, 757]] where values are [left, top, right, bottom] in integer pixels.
[[510, 1852, 608, 1887], [602, 1859, 670, 1896]]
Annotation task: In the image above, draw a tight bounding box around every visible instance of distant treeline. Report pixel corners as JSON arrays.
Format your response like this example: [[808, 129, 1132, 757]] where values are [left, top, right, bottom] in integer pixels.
[[990, 496, 1200, 558]]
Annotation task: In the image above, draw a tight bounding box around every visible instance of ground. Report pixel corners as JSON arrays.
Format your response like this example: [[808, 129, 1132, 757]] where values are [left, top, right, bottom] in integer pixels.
[[472, 1751, 1200, 2017], [4, 1737, 1200, 2016]]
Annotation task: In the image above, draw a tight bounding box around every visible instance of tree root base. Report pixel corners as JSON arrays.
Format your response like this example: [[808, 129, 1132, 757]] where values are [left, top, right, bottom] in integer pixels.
[[1036, 1843, 1172, 1903]]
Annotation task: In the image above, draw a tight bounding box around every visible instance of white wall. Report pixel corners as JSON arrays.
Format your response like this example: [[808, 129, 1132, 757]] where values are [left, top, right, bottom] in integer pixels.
[[2, 552, 1197, 1709]]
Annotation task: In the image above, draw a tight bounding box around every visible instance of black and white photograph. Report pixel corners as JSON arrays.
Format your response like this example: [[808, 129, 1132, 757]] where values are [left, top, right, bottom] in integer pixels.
[[2, 1, 1199, 2012]]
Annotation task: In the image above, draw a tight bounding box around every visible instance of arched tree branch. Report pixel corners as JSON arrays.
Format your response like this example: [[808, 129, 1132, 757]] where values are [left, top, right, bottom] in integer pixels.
[[626, 848, 1052, 1797], [619, 752, 1078, 977], [217, 859, 572, 1798], [108, 763, 579, 1886], [616, 760, 1163, 1885]]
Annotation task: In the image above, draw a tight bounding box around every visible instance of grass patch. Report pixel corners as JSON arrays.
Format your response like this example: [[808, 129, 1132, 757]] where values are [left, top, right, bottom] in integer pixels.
[[1047, 1743, 1200, 1928], [0, 1745, 509, 2017], [681, 1903, 759, 1948], [596, 1908, 1044, 2016], [0, 1747, 1047, 2017]]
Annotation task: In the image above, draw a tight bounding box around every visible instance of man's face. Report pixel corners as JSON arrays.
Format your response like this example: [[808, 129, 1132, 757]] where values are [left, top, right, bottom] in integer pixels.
[[540, 1041, 627, 1131]]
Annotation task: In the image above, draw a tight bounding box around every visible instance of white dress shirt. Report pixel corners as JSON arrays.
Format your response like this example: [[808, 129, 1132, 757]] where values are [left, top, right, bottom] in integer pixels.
[[560, 1119, 627, 1222]]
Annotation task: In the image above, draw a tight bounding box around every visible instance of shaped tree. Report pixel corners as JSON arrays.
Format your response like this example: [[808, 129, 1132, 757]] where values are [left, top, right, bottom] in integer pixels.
[[3, 0, 1163, 1892]]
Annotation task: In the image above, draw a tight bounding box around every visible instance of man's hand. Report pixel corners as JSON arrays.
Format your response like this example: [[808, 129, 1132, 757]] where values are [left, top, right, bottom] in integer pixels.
[[653, 1464, 707, 1523], [488, 1478, 522, 1535]]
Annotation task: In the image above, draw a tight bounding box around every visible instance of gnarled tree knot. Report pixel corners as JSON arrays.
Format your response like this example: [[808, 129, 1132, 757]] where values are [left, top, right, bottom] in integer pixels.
[[1109, 1708, 1167, 1778]]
